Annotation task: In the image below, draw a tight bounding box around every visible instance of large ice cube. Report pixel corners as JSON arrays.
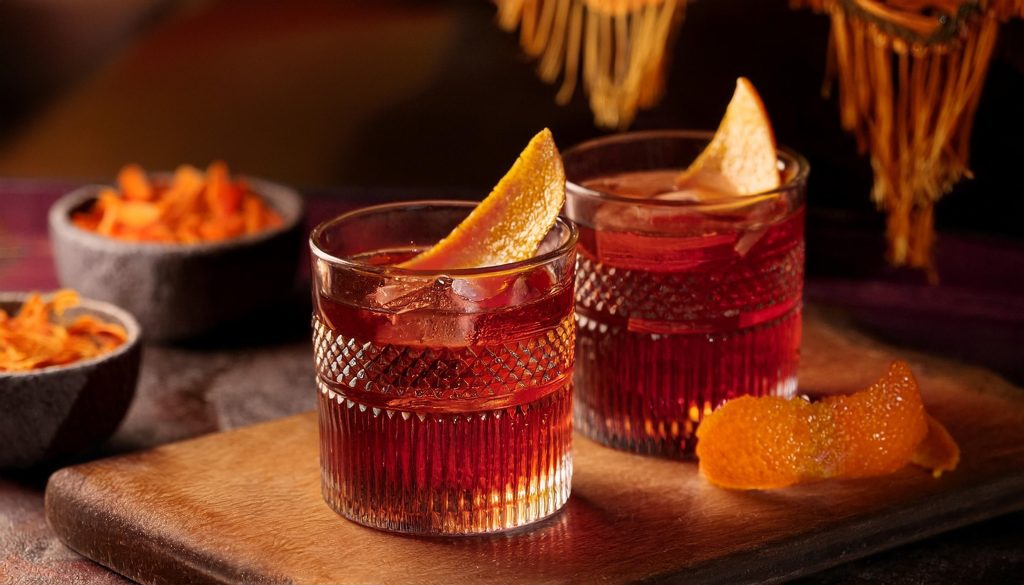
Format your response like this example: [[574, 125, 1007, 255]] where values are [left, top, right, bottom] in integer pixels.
[[373, 276, 477, 347], [733, 227, 768, 257], [375, 276, 453, 313]]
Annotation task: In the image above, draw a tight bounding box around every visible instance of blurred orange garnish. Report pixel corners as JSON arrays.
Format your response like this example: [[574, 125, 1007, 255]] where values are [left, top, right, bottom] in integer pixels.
[[399, 128, 565, 269], [72, 162, 282, 244], [912, 415, 961, 478], [675, 77, 781, 198], [117, 164, 154, 202], [695, 361, 959, 489], [0, 290, 127, 372]]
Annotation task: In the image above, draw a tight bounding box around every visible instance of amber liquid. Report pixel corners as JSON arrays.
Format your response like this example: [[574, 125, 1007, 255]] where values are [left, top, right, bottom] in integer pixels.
[[573, 170, 804, 457], [313, 252, 574, 534]]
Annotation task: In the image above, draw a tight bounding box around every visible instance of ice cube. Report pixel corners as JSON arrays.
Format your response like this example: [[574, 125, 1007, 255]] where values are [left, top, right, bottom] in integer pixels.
[[535, 227, 564, 255], [653, 186, 726, 203], [450, 274, 526, 309], [450, 277, 494, 303], [373, 277, 477, 347], [733, 227, 768, 257], [374, 276, 449, 313], [593, 200, 652, 233], [583, 169, 680, 198], [375, 312, 476, 349], [506, 274, 531, 306]]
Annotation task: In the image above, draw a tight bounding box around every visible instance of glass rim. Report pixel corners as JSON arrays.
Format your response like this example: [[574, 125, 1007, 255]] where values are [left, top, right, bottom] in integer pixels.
[[309, 200, 579, 278], [563, 129, 810, 209]]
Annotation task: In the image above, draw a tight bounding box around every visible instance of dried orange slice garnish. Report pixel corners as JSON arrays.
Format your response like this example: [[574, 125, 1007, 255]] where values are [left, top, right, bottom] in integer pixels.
[[696, 361, 959, 490], [72, 162, 282, 244], [0, 290, 128, 372], [399, 129, 565, 270], [675, 77, 781, 197]]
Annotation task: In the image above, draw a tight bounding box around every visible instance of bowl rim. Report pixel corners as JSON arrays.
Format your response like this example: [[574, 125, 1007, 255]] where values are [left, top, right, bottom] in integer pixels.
[[0, 292, 142, 378], [48, 174, 304, 255]]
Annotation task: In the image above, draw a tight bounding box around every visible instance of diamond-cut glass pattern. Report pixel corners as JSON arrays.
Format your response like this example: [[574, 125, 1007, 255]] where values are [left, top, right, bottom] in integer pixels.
[[313, 315, 574, 401], [571, 207, 805, 458], [575, 243, 803, 322]]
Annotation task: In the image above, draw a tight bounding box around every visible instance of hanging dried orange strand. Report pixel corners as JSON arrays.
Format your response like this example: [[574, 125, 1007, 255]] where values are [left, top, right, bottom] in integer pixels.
[[991, 0, 1024, 18], [495, 0, 685, 129], [794, 0, 1020, 277]]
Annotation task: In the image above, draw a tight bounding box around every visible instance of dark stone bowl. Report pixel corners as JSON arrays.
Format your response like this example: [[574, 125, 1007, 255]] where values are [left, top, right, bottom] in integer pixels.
[[49, 177, 304, 342], [0, 293, 142, 469]]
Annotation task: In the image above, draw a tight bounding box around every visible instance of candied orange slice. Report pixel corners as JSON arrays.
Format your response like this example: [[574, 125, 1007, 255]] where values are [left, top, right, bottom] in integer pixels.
[[696, 394, 827, 489], [675, 77, 781, 197], [399, 128, 565, 270], [695, 361, 956, 490]]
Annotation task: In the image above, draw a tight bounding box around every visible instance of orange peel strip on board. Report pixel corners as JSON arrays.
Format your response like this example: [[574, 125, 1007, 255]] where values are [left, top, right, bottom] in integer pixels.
[[675, 77, 781, 197], [696, 361, 960, 490], [399, 128, 565, 270]]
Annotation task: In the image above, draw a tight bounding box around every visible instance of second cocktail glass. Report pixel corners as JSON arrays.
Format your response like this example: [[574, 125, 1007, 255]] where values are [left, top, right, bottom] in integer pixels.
[[310, 201, 577, 535], [564, 131, 808, 458]]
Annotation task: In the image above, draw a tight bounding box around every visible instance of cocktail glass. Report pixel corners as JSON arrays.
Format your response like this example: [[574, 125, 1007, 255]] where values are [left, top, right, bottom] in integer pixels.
[[564, 130, 808, 458], [310, 201, 577, 534]]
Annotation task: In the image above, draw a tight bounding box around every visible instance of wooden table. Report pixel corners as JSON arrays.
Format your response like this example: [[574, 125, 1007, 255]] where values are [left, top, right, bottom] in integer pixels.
[[1, 180, 1022, 584]]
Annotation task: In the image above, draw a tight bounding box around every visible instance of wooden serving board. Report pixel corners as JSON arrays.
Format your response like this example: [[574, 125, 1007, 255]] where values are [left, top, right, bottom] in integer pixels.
[[44, 310, 1024, 585]]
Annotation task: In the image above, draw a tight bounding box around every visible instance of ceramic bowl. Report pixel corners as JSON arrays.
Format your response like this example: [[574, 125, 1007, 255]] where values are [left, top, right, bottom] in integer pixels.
[[0, 293, 142, 468], [49, 176, 304, 342]]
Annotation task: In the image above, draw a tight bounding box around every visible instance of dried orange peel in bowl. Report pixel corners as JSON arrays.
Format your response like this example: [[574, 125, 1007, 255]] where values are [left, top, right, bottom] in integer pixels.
[[399, 128, 565, 270], [672, 78, 781, 207], [695, 361, 960, 490], [0, 290, 127, 372], [72, 162, 283, 244]]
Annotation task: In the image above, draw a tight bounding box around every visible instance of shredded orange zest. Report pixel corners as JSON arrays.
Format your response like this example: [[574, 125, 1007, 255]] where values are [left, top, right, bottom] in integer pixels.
[[399, 129, 565, 270], [0, 290, 128, 372], [117, 164, 154, 202], [72, 162, 283, 243], [675, 77, 781, 197], [696, 361, 959, 489]]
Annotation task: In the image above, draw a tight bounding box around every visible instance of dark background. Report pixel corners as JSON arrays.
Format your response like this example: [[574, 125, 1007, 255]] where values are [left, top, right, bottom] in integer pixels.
[[1, 0, 1021, 244], [0, 5, 1021, 582]]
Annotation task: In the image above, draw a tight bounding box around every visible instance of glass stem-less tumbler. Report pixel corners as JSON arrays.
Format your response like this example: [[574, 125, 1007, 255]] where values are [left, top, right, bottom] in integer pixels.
[[310, 201, 577, 534], [564, 131, 809, 458]]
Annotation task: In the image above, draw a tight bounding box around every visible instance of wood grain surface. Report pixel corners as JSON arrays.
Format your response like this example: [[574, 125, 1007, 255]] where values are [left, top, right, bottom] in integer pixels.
[[43, 310, 1024, 585]]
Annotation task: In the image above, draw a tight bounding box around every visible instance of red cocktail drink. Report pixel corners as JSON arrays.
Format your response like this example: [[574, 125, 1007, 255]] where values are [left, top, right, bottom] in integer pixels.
[[564, 131, 808, 458], [310, 202, 577, 534]]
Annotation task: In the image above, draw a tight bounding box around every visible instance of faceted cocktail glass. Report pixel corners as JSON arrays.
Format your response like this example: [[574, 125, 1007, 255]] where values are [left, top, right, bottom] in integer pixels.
[[564, 131, 808, 458], [310, 201, 577, 534]]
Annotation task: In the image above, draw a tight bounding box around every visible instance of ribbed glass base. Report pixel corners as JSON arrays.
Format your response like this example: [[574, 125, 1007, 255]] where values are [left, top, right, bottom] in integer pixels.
[[318, 384, 573, 535], [574, 308, 800, 458]]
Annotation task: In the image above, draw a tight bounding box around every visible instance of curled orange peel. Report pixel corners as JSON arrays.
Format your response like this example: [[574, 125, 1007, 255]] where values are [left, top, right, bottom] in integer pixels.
[[696, 361, 959, 490], [675, 77, 781, 199], [399, 128, 565, 270]]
